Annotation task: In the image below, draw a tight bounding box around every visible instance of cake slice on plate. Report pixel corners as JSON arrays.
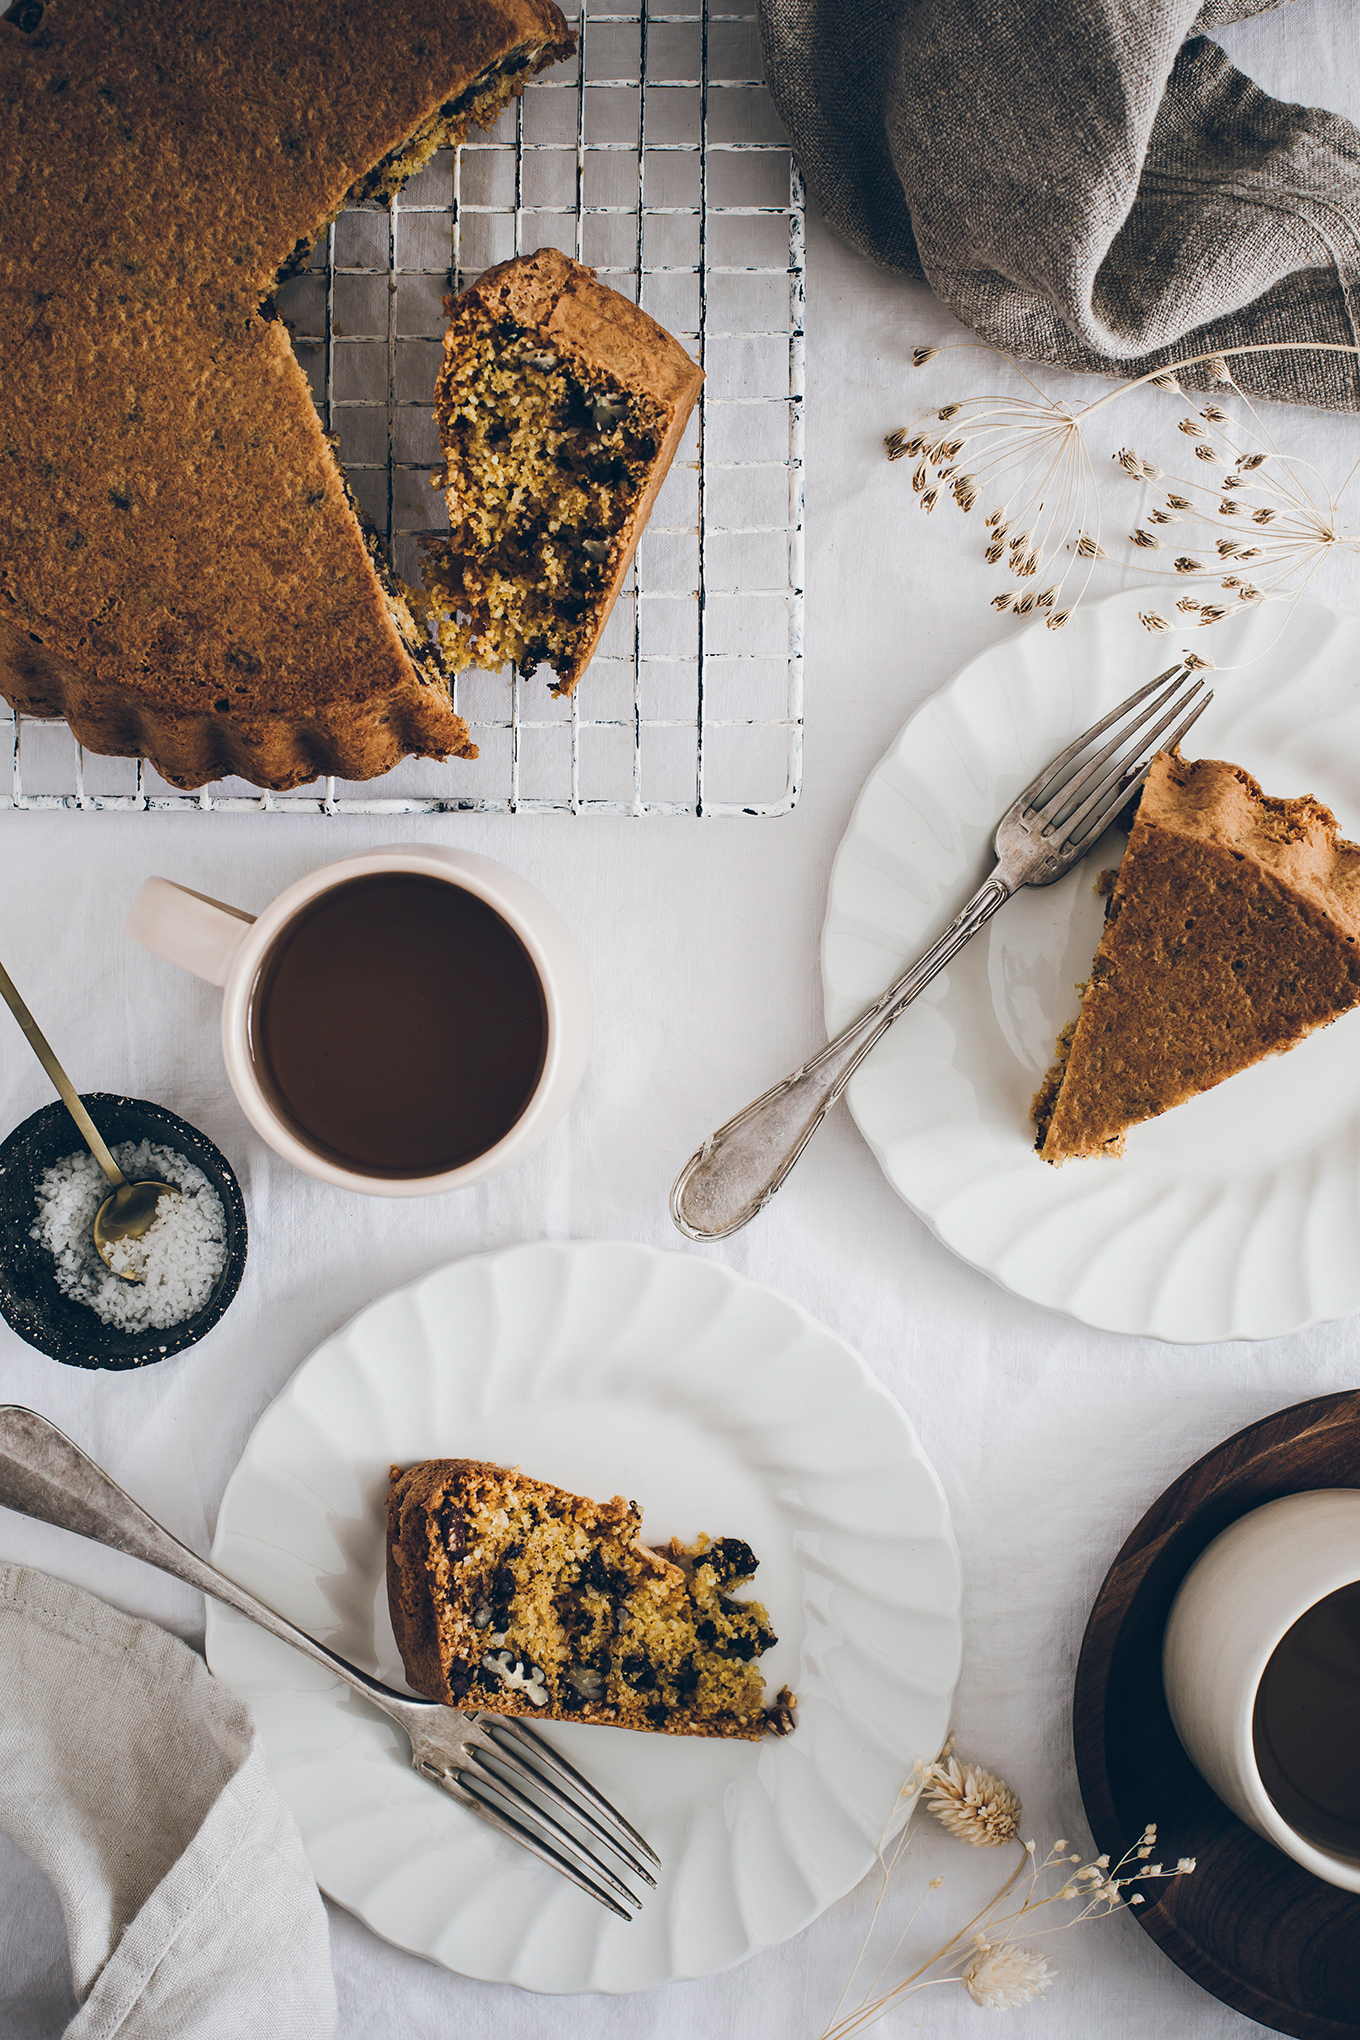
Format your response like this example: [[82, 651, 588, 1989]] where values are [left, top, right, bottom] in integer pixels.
[[1033, 750, 1360, 1163], [386, 1458, 795, 1739]]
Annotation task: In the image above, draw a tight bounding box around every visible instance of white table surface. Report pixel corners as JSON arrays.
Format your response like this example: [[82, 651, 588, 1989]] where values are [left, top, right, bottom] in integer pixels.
[[5, 5, 1360, 2035]]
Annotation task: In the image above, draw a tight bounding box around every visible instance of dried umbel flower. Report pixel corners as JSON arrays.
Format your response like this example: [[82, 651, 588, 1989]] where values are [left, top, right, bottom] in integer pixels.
[[1139, 611, 1169, 632], [890, 334, 1360, 667], [925, 1758, 1022, 1847], [911, 345, 939, 367], [963, 1941, 1054, 2010]]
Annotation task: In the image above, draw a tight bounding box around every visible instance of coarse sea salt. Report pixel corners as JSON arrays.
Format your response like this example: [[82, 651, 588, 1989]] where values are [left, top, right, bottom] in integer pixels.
[[32, 1138, 227, 1333]]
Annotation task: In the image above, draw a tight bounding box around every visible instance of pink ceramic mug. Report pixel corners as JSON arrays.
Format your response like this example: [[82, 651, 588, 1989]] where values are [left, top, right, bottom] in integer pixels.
[[125, 846, 592, 1197]]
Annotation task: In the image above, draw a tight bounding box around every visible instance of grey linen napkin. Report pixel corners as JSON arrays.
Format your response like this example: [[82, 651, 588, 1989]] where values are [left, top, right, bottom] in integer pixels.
[[759, 0, 1360, 408], [0, 1564, 336, 2040]]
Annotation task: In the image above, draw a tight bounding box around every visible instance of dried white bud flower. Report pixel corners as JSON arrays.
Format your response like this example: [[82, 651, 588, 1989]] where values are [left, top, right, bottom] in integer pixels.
[[924, 1758, 1022, 1847], [963, 1943, 1054, 2010]]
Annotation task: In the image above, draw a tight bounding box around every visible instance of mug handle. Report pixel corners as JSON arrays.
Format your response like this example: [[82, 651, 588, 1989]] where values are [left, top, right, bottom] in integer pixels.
[[125, 877, 256, 987]]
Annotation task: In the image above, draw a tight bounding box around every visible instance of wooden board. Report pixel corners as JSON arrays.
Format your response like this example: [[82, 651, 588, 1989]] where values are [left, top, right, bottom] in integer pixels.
[[1073, 1390, 1360, 2039]]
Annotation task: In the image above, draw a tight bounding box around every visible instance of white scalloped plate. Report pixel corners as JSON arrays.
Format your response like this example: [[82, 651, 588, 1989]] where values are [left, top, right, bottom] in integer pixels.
[[823, 587, 1360, 1344], [205, 1241, 961, 1993]]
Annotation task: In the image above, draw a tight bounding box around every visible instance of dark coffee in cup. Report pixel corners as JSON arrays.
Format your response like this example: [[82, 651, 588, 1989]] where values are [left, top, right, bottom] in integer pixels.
[[1253, 1579, 1360, 1857], [250, 873, 547, 1177]]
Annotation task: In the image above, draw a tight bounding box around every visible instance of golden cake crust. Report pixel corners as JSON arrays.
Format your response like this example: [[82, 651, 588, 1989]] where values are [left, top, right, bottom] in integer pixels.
[[386, 1457, 795, 1740], [433, 248, 704, 692], [1034, 751, 1360, 1162], [0, 0, 572, 789]]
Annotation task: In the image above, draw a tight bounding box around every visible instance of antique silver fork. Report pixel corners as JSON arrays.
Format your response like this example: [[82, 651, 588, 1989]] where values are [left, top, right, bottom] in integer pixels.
[[0, 1405, 659, 1918], [672, 664, 1212, 1240]]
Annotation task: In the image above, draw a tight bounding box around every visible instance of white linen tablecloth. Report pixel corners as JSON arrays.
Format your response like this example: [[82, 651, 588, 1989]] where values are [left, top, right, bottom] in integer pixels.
[[4, 5, 1360, 2034]]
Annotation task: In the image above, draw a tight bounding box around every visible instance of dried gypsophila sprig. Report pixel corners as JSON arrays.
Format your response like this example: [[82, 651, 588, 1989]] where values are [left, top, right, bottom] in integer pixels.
[[887, 338, 1360, 668], [818, 1753, 1195, 2040]]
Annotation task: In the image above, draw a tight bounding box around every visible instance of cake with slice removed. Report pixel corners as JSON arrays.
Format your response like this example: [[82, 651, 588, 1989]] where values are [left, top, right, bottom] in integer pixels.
[[386, 1457, 795, 1739], [1033, 750, 1360, 1163], [421, 248, 704, 694], [0, 0, 572, 790]]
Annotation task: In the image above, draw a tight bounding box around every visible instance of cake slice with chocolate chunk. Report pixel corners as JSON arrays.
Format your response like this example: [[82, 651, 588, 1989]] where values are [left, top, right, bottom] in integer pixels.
[[1033, 749, 1360, 1162], [421, 248, 703, 695], [386, 1458, 795, 1739]]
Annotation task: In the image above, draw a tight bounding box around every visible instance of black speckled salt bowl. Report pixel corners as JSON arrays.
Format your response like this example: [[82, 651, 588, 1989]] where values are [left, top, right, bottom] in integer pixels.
[[0, 1094, 248, 1370]]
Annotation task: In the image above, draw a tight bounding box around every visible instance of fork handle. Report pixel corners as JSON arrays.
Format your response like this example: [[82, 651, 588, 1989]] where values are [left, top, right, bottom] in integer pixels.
[[671, 871, 1012, 1240], [0, 1405, 424, 1727]]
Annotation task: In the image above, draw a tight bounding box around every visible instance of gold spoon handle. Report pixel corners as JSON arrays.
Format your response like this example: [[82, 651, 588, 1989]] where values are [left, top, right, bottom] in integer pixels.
[[0, 961, 125, 1187]]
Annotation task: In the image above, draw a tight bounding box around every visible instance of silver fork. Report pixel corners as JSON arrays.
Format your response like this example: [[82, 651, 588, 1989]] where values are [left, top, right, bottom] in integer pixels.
[[671, 665, 1212, 1240], [0, 1405, 659, 1919]]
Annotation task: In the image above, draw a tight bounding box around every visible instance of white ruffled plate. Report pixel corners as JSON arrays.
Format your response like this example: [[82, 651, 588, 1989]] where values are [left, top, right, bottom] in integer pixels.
[[823, 587, 1360, 1344], [205, 1241, 961, 1993]]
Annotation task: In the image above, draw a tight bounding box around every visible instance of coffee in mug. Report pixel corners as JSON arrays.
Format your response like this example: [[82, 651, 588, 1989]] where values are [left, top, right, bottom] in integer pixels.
[[1162, 1488, 1360, 1892], [126, 847, 591, 1198]]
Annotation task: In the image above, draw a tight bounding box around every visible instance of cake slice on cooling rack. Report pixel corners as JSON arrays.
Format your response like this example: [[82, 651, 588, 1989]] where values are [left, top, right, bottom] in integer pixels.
[[386, 1457, 795, 1739], [1033, 750, 1360, 1162], [0, 0, 571, 791], [421, 248, 704, 695]]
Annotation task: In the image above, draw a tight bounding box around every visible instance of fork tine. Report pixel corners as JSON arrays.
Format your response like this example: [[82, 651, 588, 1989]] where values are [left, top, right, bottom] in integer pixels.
[[1068, 688, 1214, 847], [457, 1747, 646, 1909], [1029, 667, 1192, 828], [1047, 676, 1207, 847], [1016, 665, 1186, 812], [485, 1716, 662, 1869], [472, 1720, 658, 1882], [439, 1766, 637, 1918]]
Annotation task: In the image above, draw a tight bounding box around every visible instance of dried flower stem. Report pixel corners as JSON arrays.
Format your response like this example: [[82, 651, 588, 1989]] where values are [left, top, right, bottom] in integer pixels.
[[819, 1756, 1194, 2040]]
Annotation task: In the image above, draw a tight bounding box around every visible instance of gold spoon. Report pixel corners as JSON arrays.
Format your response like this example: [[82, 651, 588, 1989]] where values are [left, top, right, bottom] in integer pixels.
[[0, 959, 177, 1282]]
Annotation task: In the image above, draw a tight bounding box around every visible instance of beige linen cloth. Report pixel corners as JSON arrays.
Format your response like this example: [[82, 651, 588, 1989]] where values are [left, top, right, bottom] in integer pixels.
[[760, 0, 1360, 409], [0, 1564, 336, 2040]]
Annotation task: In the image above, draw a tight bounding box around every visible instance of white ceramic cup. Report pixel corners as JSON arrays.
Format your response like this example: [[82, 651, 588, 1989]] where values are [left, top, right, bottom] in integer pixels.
[[125, 846, 592, 1197], [1162, 1488, 1360, 1892]]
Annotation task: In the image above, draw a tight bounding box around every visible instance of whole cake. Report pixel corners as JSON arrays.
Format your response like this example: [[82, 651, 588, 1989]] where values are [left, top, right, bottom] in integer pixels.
[[386, 1458, 796, 1739], [423, 248, 704, 694], [1034, 750, 1360, 1163], [0, 0, 571, 790]]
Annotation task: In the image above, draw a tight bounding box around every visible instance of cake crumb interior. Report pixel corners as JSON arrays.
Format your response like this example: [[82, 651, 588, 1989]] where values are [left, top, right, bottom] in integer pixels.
[[422, 320, 665, 689]]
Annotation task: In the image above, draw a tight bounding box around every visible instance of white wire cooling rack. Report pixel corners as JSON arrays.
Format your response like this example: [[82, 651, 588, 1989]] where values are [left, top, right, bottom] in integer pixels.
[[5, 3, 804, 817]]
